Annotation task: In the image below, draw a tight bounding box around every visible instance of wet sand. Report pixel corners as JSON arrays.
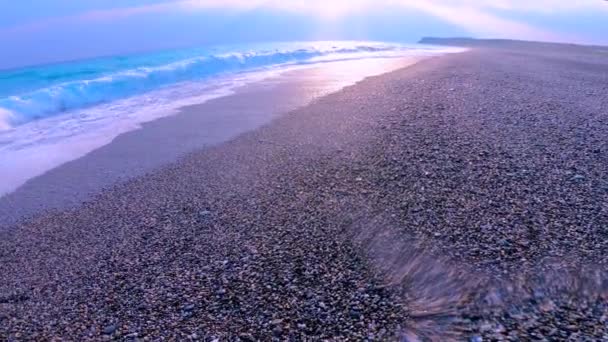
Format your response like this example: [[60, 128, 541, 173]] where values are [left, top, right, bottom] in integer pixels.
[[1, 44, 608, 340], [0, 57, 419, 228]]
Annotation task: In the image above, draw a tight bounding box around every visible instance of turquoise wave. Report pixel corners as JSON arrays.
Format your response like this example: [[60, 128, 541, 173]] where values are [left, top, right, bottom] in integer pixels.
[[0, 41, 413, 128]]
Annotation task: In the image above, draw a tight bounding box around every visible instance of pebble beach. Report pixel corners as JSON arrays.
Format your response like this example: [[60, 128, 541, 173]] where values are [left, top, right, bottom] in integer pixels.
[[1, 42, 608, 340]]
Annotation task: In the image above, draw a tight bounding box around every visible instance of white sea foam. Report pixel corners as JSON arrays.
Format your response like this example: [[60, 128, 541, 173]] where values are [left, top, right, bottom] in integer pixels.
[[0, 42, 464, 126], [0, 42, 466, 197], [0, 108, 13, 130], [0, 69, 278, 196]]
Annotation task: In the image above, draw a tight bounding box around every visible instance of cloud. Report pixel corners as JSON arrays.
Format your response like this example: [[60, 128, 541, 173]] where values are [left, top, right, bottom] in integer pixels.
[[177, 0, 606, 39], [451, 0, 608, 13], [401, 1, 559, 40], [0, 3, 174, 36], [180, 0, 608, 15], [2, 0, 606, 42]]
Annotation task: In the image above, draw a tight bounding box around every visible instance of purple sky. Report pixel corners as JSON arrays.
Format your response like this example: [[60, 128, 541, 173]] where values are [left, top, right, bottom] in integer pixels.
[[1, 0, 607, 69]]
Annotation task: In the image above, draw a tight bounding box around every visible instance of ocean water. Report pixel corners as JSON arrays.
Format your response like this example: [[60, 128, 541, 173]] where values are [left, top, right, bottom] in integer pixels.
[[0, 41, 463, 196]]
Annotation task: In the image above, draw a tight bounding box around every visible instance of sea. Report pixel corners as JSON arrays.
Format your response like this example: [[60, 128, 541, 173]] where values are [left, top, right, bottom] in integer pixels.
[[0, 41, 463, 196]]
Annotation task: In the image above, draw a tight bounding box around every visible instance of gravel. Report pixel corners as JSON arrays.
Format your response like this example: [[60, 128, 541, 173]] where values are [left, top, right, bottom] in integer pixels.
[[1, 45, 608, 340]]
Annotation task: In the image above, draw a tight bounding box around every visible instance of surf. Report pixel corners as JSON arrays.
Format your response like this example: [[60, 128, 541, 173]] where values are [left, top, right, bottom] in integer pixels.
[[0, 41, 431, 127]]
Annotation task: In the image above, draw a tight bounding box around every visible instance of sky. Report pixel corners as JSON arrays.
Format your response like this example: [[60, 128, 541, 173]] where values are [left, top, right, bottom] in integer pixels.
[[1, 0, 607, 69]]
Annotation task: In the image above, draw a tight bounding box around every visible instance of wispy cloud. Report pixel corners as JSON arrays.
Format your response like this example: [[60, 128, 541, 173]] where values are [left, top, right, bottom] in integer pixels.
[[179, 0, 608, 16], [451, 0, 608, 13], [401, 1, 560, 40], [0, 3, 174, 36], [2, 0, 606, 42], [180, 0, 608, 13]]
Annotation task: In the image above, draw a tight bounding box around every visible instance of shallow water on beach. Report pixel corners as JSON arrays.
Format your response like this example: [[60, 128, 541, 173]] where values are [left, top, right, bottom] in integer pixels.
[[0, 56, 429, 226], [0, 42, 464, 197]]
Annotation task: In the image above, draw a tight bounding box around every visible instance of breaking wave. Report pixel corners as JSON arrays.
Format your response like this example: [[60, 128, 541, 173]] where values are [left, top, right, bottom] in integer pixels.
[[0, 42, 414, 126]]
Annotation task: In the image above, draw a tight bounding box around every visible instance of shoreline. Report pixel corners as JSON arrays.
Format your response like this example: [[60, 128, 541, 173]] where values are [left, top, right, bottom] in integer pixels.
[[1, 45, 607, 340], [0, 56, 423, 228]]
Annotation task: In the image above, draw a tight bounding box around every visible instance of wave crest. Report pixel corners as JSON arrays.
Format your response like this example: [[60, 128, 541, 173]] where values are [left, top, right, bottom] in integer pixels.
[[0, 43, 403, 126], [0, 108, 13, 130]]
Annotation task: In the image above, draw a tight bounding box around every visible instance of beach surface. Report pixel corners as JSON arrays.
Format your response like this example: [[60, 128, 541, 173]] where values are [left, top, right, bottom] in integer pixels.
[[0, 57, 418, 228], [1, 42, 608, 340]]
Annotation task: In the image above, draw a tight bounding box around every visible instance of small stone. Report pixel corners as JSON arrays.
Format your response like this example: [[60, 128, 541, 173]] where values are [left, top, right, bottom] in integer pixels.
[[572, 174, 585, 181], [103, 324, 117, 335], [470, 336, 483, 342], [539, 299, 555, 312], [239, 333, 255, 341], [533, 289, 545, 299], [480, 323, 492, 332], [199, 210, 211, 217], [566, 324, 579, 332]]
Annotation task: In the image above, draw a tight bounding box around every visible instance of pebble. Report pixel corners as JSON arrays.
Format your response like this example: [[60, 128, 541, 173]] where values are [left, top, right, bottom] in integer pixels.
[[2, 45, 608, 341], [350, 310, 362, 319], [102, 324, 117, 335], [571, 174, 585, 181], [272, 326, 283, 336]]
